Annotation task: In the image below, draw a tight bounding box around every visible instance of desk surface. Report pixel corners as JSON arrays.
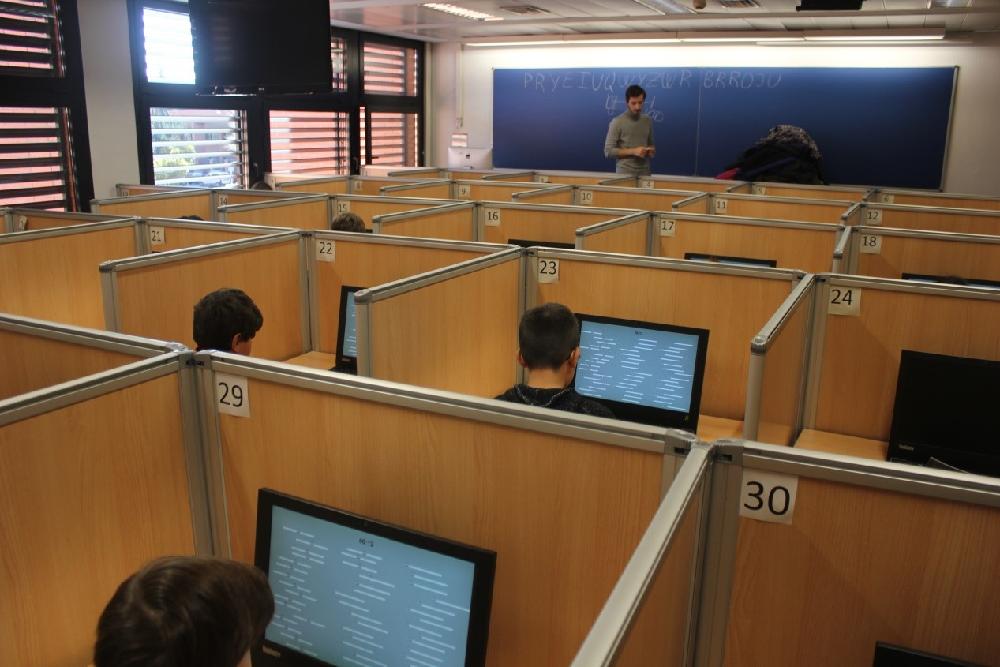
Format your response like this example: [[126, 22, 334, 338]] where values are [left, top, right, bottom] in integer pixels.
[[698, 415, 743, 442], [795, 428, 888, 461], [283, 351, 336, 371]]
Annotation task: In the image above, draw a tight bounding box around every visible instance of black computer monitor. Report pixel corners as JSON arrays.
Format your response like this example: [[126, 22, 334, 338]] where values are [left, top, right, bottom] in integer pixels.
[[684, 252, 778, 269], [887, 349, 1000, 476], [253, 489, 496, 667], [573, 313, 709, 431], [507, 238, 575, 249], [901, 272, 1000, 289], [334, 285, 360, 374], [873, 642, 982, 666]]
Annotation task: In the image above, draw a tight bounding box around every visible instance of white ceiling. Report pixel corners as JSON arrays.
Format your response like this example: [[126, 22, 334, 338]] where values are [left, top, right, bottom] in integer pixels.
[[328, 0, 1000, 42]]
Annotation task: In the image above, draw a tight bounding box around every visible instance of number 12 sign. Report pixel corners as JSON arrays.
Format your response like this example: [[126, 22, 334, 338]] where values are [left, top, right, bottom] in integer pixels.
[[739, 469, 799, 525]]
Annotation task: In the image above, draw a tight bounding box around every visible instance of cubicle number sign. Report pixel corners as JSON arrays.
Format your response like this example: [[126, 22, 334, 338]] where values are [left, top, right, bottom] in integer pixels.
[[863, 208, 883, 225], [639, 177, 654, 189], [216, 373, 250, 417], [578, 190, 594, 205], [316, 239, 335, 262], [352, 180, 364, 192], [535, 175, 550, 184], [336, 200, 351, 214], [217, 194, 228, 207], [484, 208, 501, 227], [828, 286, 861, 316], [149, 226, 166, 246], [15, 214, 27, 231], [457, 184, 471, 199], [739, 470, 798, 525], [859, 234, 882, 254], [752, 184, 767, 195], [714, 198, 729, 214], [879, 193, 895, 204], [658, 217, 677, 237], [537, 258, 560, 284]]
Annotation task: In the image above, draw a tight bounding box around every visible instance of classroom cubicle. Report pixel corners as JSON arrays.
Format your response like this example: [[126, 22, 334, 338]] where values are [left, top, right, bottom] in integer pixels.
[[454, 179, 571, 203], [331, 194, 458, 228], [115, 183, 188, 197], [373, 202, 478, 241], [730, 181, 872, 201], [379, 179, 455, 199], [573, 184, 703, 211], [138, 217, 293, 253], [510, 184, 578, 205], [874, 188, 1000, 211], [100, 232, 309, 360], [194, 351, 694, 666], [845, 226, 1000, 284], [0, 350, 209, 667], [1, 207, 131, 233], [650, 175, 738, 193], [574, 212, 651, 256], [860, 201, 1000, 235], [649, 211, 846, 273], [674, 192, 857, 225], [532, 170, 620, 186], [299, 231, 513, 369], [275, 174, 351, 195], [476, 201, 639, 248], [91, 189, 215, 220], [218, 194, 331, 230]]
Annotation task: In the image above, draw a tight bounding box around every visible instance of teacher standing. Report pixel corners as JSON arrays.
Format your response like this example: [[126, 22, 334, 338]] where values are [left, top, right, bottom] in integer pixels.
[[603, 84, 656, 175]]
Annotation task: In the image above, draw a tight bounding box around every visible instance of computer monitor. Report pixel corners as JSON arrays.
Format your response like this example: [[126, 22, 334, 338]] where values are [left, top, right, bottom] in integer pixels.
[[684, 252, 778, 269], [901, 272, 1000, 289], [507, 238, 575, 250], [334, 285, 360, 374], [253, 489, 496, 667], [887, 349, 1000, 477], [573, 313, 709, 431], [873, 642, 981, 666]]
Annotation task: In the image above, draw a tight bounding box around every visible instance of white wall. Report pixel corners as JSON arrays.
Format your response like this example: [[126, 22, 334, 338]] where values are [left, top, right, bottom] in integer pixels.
[[78, 0, 140, 199], [430, 34, 1000, 195]]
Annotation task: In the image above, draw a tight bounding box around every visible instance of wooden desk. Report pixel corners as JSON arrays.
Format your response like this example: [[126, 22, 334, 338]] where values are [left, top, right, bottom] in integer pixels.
[[283, 351, 336, 371], [794, 428, 888, 461], [698, 415, 743, 442]]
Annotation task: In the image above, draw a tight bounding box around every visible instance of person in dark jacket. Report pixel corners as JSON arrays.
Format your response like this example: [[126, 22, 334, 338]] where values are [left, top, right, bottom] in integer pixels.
[[496, 302, 614, 419]]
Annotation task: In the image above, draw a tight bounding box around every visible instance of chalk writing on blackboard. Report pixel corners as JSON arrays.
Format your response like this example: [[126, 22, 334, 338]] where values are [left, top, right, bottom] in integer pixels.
[[521, 70, 697, 94], [701, 71, 782, 89], [605, 95, 665, 122]]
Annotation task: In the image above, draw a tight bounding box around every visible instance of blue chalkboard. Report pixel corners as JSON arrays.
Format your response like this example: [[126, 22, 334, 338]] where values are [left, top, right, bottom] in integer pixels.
[[492, 67, 955, 189]]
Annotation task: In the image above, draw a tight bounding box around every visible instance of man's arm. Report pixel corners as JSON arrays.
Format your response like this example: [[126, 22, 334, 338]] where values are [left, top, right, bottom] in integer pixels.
[[646, 118, 656, 157]]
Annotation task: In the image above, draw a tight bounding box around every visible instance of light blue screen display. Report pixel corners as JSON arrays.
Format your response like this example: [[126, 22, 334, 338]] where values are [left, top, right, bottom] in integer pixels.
[[341, 291, 357, 358], [575, 319, 700, 413], [266, 506, 476, 667]]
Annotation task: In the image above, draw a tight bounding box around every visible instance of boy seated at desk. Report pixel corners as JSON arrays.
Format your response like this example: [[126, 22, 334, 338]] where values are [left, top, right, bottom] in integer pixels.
[[496, 302, 614, 419], [193, 288, 263, 355]]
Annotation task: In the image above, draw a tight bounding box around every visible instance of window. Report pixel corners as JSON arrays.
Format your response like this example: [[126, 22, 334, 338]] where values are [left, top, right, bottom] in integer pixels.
[[361, 109, 418, 167], [363, 42, 418, 96], [0, 0, 91, 210], [141, 6, 194, 84], [269, 110, 350, 177], [149, 108, 246, 188]]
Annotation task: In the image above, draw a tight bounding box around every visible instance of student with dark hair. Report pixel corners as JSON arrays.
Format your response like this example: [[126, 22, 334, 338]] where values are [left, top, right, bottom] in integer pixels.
[[193, 288, 263, 354], [603, 83, 656, 176], [331, 211, 367, 232], [250, 180, 273, 190], [496, 302, 614, 418], [94, 556, 274, 667]]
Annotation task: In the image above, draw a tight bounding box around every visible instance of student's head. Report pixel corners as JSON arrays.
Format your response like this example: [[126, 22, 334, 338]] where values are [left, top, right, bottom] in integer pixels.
[[331, 211, 366, 232], [625, 84, 646, 117], [517, 302, 581, 379], [179, 214, 204, 221], [193, 288, 263, 354], [94, 556, 274, 667], [250, 180, 273, 191]]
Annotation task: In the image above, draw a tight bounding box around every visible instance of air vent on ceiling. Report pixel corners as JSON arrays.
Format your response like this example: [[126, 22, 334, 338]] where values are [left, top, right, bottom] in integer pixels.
[[499, 5, 552, 14], [720, 0, 760, 6]]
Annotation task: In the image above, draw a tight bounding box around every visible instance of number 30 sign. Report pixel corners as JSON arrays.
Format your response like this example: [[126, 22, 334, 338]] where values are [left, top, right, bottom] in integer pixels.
[[739, 470, 798, 525]]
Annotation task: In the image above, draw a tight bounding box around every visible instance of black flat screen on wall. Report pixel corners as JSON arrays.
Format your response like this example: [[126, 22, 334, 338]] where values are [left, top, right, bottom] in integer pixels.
[[190, 0, 333, 95]]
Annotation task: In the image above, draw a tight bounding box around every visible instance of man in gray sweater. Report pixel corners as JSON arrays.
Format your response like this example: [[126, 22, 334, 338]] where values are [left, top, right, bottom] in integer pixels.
[[603, 84, 656, 175]]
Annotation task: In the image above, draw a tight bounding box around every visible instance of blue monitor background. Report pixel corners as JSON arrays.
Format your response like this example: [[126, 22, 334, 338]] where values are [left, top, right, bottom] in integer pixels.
[[265, 505, 478, 667], [575, 318, 701, 414], [341, 290, 357, 358]]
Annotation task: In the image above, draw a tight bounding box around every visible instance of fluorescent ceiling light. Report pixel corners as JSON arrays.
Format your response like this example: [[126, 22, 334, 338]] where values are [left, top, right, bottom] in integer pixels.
[[422, 3, 504, 21], [804, 28, 945, 41], [632, 0, 697, 14]]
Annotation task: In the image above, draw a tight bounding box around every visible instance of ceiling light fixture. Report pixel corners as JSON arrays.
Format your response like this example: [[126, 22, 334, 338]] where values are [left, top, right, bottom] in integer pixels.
[[422, 3, 504, 21], [631, 0, 697, 14]]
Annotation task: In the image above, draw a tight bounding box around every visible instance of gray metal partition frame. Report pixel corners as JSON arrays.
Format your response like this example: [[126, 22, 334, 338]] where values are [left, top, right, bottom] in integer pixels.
[[331, 194, 456, 216], [703, 192, 856, 223], [377, 179, 453, 196], [572, 444, 713, 667], [571, 184, 698, 207], [746, 182, 873, 200], [873, 188, 1000, 208], [136, 217, 295, 254], [845, 225, 1000, 275], [2, 207, 133, 233], [509, 184, 574, 202], [91, 188, 213, 214], [0, 218, 142, 255], [216, 194, 330, 226], [473, 201, 634, 242], [858, 200, 1000, 229], [693, 440, 1000, 667], [0, 312, 184, 359], [484, 170, 534, 181], [575, 212, 653, 253], [372, 201, 477, 237]]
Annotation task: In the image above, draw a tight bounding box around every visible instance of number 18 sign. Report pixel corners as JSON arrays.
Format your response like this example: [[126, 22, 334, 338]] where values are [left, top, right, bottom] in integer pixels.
[[739, 469, 799, 525]]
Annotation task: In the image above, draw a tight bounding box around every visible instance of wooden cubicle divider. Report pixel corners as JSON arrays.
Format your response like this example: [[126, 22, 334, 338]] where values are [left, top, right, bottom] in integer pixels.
[[535, 171, 620, 186], [387, 167, 448, 179], [483, 170, 536, 182], [874, 188, 1000, 211], [379, 180, 455, 199], [529, 250, 804, 441], [374, 202, 477, 241], [478, 202, 632, 246], [576, 213, 651, 256], [737, 181, 872, 201], [114, 183, 186, 197], [576, 185, 699, 211], [846, 226, 1000, 283], [650, 175, 737, 193], [100, 233, 308, 360], [305, 232, 509, 366], [677, 193, 856, 225], [0, 313, 177, 401], [91, 189, 214, 220], [198, 352, 684, 667], [797, 276, 1000, 456], [2, 208, 131, 233], [509, 184, 577, 205], [0, 221, 139, 329], [573, 446, 710, 667], [218, 195, 330, 230], [0, 353, 207, 667], [347, 175, 432, 196], [654, 212, 846, 273], [862, 202, 1000, 235], [275, 175, 351, 196], [139, 217, 293, 253], [455, 180, 564, 202], [331, 194, 457, 227], [212, 188, 303, 208], [743, 276, 816, 446], [356, 249, 523, 397], [700, 442, 1000, 667]]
